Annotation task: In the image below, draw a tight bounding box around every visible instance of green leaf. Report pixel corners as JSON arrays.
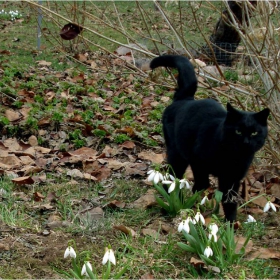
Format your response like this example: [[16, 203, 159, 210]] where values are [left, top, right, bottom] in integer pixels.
[[154, 183, 170, 202], [69, 268, 82, 279], [103, 260, 111, 279], [86, 263, 97, 279], [114, 264, 128, 279], [183, 190, 203, 209], [177, 242, 197, 253], [155, 196, 170, 212], [214, 190, 223, 203], [200, 254, 217, 266]]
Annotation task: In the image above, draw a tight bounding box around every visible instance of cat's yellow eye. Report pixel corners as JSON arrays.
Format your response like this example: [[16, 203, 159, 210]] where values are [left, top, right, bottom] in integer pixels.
[[235, 130, 242, 135], [251, 131, 258, 136]]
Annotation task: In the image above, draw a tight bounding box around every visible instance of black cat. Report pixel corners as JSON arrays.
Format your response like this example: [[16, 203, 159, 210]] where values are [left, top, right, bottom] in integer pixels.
[[150, 55, 270, 222]]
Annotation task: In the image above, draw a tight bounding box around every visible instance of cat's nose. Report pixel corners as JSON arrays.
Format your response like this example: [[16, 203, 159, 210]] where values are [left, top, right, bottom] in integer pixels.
[[244, 137, 250, 144]]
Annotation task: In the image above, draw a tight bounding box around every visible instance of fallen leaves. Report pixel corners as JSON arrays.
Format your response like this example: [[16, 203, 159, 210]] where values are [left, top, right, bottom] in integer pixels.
[[138, 151, 165, 164], [128, 189, 157, 209]]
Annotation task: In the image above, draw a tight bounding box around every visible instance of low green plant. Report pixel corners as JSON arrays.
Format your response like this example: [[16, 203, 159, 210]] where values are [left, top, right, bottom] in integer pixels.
[[178, 220, 250, 271], [224, 69, 238, 82], [0, 9, 22, 21], [58, 241, 127, 279], [0, 116, 10, 126], [25, 116, 38, 130], [114, 133, 131, 144], [69, 129, 86, 148], [148, 169, 202, 217]]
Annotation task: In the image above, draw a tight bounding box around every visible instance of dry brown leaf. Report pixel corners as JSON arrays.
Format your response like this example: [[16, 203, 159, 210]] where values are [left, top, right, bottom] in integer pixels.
[[3, 138, 21, 151], [22, 166, 42, 176], [5, 109, 21, 122], [37, 60, 52, 66], [190, 257, 204, 267], [138, 151, 165, 164], [141, 228, 159, 238], [121, 141, 136, 149], [91, 166, 112, 181], [83, 173, 98, 181], [271, 183, 280, 197], [79, 206, 104, 222], [129, 189, 157, 209], [140, 273, 154, 279], [33, 203, 54, 210], [19, 156, 35, 165], [34, 146, 52, 154], [234, 236, 253, 255], [33, 191, 45, 202], [0, 154, 21, 168], [98, 159, 124, 170], [104, 200, 126, 209], [115, 126, 135, 137], [124, 162, 147, 176], [247, 247, 280, 260], [101, 145, 119, 157], [114, 225, 136, 237], [12, 176, 34, 185], [142, 97, 154, 108], [69, 147, 98, 159], [0, 243, 10, 251], [46, 191, 59, 203]]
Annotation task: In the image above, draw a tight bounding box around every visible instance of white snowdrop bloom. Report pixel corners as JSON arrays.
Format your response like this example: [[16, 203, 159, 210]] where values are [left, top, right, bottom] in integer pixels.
[[208, 233, 218, 242], [263, 201, 277, 212], [200, 195, 209, 205], [208, 223, 219, 235], [64, 246, 76, 259], [179, 178, 191, 190], [102, 248, 116, 265], [166, 181, 176, 193], [162, 177, 176, 193], [204, 246, 213, 258], [194, 212, 205, 225], [178, 219, 190, 233], [163, 173, 175, 181], [245, 215, 257, 223], [81, 261, 92, 276], [147, 170, 164, 184]]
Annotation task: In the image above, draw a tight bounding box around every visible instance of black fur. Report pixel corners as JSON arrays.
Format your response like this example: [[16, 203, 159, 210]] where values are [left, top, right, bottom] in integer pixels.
[[150, 55, 270, 222]]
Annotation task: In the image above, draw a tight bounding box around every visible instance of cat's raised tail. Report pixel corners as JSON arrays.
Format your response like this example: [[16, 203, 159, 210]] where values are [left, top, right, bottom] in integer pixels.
[[150, 55, 198, 101]]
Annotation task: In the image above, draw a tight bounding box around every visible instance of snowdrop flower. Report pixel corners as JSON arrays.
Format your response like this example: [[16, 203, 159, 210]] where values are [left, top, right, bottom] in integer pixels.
[[263, 201, 277, 212], [208, 233, 218, 242], [162, 176, 177, 193], [64, 246, 76, 258], [204, 246, 213, 258], [179, 178, 191, 190], [178, 218, 190, 233], [194, 211, 205, 225], [166, 181, 176, 193], [245, 214, 257, 223], [200, 195, 209, 205], [208, 223, 219, 235], [208, 223, 218, 242], [81, 261, 92, 276], [102, 248, 116, 265], [163, 173, 175, 181], [147, 170, 164, 184]]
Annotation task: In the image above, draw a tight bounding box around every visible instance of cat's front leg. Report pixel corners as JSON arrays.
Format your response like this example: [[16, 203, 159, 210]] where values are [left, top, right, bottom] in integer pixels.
[[219, 179, 241, 222]]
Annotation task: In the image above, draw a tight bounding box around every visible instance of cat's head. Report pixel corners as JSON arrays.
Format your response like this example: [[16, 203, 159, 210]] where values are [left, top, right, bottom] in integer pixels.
[[223, 103, 270, 153]]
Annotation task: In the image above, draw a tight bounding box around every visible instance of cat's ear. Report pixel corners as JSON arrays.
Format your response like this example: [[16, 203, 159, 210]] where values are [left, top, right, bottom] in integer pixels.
[[226, 103, 242, 122], [254, 108, 270, 125], [226, 103, 238, 113]]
